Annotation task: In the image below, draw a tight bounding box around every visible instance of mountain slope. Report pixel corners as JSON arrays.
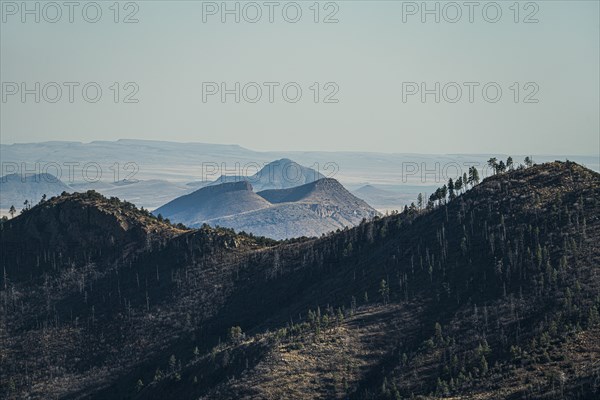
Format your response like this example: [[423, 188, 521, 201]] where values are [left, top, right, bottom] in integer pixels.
[[257, 177, 360, 204], [0, 190, 185, 280], [206, 158, 325, 192], [249, 158, 325, 191], [157, 178, 379, 239], [153, 181, 272, 226], [1, 161, 599, 399], [208, 178, 380, 239]]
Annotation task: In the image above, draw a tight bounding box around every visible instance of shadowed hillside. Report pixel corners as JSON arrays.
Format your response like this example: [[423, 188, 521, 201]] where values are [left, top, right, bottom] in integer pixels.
[[1, 161, 599, 399]]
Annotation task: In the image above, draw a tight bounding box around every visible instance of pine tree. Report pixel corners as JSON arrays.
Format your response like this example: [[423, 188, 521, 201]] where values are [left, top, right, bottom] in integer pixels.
[[480, 355, 488, 375], [468, 167, 480, 186], [417, 193, 424, 210], [379, 279, 390, 305], [497, 160, 506, 173], [441, 185, 448, 203], [434, 322, 443, 344], [429, 192, 438, 207], [169, 354, 177, 373], [8, 205, 16, 219], [448, 178, 456, 200], [506, 156, 514, 170], [228, 326, 243, 343], [455, 177, 463, 193], [153, 367, 163, 382], [336, 307, 344, 324], [487, 157, 498, 174]]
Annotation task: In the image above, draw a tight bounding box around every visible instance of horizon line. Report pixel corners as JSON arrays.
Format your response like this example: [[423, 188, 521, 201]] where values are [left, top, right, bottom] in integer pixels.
[[1, 138, 598, 159]]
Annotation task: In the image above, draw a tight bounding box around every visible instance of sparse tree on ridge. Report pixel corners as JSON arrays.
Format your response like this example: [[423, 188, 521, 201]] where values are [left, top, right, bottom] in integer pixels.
[[497, 160, 506, 174], [448, 178, 456, 201], [21, 200, 30, 214], [430, 192, 438, 206], [8, 205, 16, 219], [455, 176, 463, 193], [432, 188, 443, 206], [507, 156, 514, 170], [524, 156, 533, 168], [426, 198, 435, 210], [487, 158, 498, 174], [473, 167, 480, 184], [468, 167, 480, 186]]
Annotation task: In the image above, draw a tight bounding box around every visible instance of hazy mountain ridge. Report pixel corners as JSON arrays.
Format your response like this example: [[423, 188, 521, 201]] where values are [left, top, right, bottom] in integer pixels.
[[206, 158, 325, 192], [351, 184, 409, 211], [0, 173, 71, 210], [2, 140, 597, 211], [1, 161, 599, 399], [258, 177, 350, 204], [154, 181, 272, 226], [72, 179, 196, 209], [156, 177, 379, 239], [0, 173, 197, 212]]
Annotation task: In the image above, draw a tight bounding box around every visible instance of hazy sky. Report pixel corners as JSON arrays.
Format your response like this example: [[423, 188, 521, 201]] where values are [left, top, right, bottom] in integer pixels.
[[1, 1, 599, 155]]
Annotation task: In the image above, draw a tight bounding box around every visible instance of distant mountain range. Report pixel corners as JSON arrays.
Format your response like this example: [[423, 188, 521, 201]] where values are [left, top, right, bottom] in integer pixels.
[[0, 173, 70, 209], [0, 173, 195, 211], [206, 158, 325, 192], [2, 140, 597, 208], [0, 159, 327, 212], [1, 159, 379, 239], [155, 177, 379, 239], [71, 179, 195, 209], [352, 184, 411, 211]]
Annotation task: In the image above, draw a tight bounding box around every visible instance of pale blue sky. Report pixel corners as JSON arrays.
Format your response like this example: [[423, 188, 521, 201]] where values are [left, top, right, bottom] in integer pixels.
[[1, 1, 599, 155]]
